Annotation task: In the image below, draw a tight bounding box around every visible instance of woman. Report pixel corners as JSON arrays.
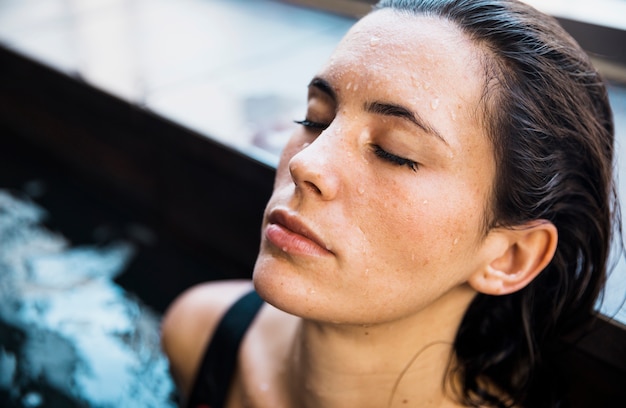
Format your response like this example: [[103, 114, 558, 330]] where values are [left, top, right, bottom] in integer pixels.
[[161, 0, 618, 407]]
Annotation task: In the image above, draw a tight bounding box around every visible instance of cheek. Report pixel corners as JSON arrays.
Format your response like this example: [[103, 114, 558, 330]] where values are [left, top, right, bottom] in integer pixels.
[[357, 182, 483, 270]]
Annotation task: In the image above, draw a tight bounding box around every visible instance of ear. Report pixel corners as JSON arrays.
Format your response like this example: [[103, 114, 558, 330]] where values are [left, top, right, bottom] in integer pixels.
[[468, 220, 558, 296]]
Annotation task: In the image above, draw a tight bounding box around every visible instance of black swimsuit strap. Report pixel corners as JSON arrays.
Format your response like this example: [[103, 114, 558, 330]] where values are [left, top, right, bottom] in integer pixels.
[[186, 290, 264, 408]]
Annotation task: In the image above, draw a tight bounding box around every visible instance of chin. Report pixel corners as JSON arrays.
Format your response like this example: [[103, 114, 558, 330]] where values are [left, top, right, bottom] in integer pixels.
[[252, 252, 295, 306], [252, 259, 325, 320]]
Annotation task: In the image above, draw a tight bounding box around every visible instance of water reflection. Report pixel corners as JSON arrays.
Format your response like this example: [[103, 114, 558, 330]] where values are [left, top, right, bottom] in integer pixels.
[[0, 190, 175, 407]]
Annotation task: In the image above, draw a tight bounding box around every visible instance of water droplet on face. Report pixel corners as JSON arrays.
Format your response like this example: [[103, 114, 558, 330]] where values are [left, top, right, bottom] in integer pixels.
[[364, 268, 369, 275], [302, 142, 310, 148], [423, 82, 431, 90], [346, 82, 352, 91], [453, 237, 459, 246], [308, 288, 316, 295], [370, 36, 380, 46], [357, 185, 365, 195], [353, 83, 359, 92], [450, 111, 457, 122], [430, 98, 440, 110]]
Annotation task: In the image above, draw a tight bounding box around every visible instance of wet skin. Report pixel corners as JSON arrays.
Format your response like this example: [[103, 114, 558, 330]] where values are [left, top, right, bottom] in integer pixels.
[[253, 9, 500, 327]]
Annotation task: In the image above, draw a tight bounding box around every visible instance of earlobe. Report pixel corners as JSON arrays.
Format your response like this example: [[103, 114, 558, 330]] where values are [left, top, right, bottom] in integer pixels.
[[469, 221, 558, 296]]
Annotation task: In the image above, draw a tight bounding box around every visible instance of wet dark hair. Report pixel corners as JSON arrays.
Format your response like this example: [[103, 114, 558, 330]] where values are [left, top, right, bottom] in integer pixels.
[[375, 0, 618, 407]]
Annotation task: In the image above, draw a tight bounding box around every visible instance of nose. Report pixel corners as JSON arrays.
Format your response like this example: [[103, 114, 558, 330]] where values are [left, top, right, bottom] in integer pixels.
[[288, 130, 342, 201]]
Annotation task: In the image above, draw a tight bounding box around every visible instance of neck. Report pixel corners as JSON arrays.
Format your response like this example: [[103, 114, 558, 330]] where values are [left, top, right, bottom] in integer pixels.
[[284, 285, 476, 408]]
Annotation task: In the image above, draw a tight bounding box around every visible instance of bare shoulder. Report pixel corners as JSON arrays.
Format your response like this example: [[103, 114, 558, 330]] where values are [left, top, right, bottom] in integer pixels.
[[160, 279, 254, 398]]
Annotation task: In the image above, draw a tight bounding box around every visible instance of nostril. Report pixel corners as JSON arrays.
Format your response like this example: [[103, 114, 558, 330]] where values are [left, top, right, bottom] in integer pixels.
[[303, 181, 322, 195], [288, 154, 337, 200]]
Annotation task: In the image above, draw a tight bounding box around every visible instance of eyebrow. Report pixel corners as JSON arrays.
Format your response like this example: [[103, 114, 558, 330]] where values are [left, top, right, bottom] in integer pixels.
[[308, 76, 448, 146], [365, 101, 449, 146], [308, 77, 337, 101]]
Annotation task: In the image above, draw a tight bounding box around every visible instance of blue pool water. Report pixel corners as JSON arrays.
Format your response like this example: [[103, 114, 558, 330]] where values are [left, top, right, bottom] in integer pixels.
[[0, 190, 176, 407]]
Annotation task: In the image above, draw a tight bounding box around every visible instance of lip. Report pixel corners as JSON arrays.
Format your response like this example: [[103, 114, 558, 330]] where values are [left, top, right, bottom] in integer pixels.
[[265, 209, 333, 257]]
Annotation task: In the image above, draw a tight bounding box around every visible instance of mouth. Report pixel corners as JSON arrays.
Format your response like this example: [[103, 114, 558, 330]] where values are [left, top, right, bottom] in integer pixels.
[[265, 209, 333, 257]]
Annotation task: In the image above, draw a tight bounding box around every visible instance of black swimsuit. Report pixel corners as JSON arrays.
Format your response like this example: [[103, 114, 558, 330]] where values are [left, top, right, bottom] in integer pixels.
[[185, 290, 264, 408]]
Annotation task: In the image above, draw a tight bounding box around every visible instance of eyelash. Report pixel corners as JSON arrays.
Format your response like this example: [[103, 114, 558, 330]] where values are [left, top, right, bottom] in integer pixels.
[[293, 119, 328, 130], [294, 119, 418, 172], [373, 145, 418, 172]]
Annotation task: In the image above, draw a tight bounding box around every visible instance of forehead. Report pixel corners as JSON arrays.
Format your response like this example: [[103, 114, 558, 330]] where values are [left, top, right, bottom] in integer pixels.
[[320, 9, 488, 151], [333, 9, 479, 70], [327, 10, 484, 94]]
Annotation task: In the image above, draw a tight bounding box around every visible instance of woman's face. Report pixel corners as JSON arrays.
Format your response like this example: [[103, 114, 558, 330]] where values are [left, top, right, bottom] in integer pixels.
[[253, 10, 498, 325]]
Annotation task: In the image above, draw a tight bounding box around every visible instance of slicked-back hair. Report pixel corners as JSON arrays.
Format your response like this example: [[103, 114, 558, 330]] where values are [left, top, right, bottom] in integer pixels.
[[374, 1, 618, 406]]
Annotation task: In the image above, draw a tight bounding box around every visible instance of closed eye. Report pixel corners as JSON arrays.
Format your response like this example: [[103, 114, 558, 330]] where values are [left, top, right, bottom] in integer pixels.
[[294, 119, 329, 130], [294, 120, 419, 171], [373, 145, 418, 171]]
